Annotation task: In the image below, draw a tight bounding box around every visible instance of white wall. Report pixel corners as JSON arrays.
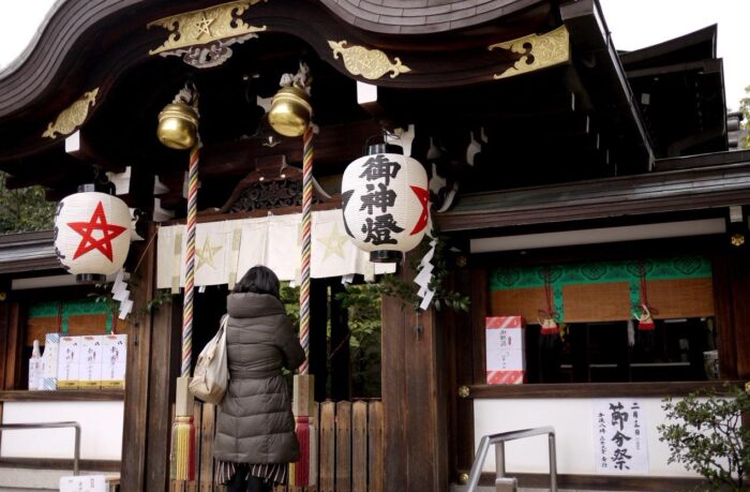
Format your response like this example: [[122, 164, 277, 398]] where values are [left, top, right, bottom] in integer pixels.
[[0, 401, 123, 460], [473, 398, 699, 477]]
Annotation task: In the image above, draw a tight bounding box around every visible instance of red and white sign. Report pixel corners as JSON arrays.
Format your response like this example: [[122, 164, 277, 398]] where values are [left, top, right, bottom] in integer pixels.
[[486, 316, 526, 384]]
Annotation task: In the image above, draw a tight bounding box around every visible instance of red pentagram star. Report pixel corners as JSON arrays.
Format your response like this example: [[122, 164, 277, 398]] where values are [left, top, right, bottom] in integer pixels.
[[67, 201, 127, 261], [410, 185, 429, 235]]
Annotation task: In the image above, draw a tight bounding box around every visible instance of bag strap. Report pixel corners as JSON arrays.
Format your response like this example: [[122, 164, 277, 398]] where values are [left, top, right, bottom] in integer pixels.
[[219, 314, 229, 333]]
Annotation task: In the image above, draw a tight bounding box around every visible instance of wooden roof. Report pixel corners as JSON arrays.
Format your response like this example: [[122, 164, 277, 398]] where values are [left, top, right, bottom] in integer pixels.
[[438, 149, 750, 233], [0, 0, 727, 224]]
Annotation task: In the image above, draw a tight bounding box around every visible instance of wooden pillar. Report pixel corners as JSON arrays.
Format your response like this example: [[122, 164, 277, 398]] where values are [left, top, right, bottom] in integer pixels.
[[382, 260, 449, 492], [712, 255, 738, 380], [727, 254, 750, 379], [310, 278, 328, 401], [121, 223, 183, 491], [120, 224, 157, 491], [0, 277, 12, 390], [330, 280, 350, 401], [446, 265, 478, 482], [145, 297, 183, 489]]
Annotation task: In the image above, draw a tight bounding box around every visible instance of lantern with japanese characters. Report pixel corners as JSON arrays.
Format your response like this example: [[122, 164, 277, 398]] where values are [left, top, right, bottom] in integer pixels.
[[54, 187, 132, 283], [342, 145, 429, 263]]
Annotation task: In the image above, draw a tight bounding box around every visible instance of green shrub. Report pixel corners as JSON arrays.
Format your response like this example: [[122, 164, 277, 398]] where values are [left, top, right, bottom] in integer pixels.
[[658, 385, 750, 491]]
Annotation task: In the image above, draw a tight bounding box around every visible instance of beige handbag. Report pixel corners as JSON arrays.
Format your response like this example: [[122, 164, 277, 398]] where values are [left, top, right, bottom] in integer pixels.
[[189, 315, 229, 405]]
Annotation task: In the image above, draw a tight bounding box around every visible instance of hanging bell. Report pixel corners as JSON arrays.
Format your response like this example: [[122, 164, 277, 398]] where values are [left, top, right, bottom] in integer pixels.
[[267, 86, 312, 137], [157, 102, 199, 150]]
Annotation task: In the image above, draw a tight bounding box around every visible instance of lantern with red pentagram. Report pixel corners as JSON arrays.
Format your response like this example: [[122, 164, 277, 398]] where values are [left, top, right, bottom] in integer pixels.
[[342, 144, 429, 263], [54, 186, 132, 283]]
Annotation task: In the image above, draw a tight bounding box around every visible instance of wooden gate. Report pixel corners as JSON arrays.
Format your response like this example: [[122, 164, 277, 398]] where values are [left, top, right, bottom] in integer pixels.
[[172, 400, 384, 492]]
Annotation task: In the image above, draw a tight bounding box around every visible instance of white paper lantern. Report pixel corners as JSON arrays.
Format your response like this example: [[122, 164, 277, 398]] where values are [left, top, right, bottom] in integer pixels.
[[342, 148, 429, 262], [54, 190, 132, 282]]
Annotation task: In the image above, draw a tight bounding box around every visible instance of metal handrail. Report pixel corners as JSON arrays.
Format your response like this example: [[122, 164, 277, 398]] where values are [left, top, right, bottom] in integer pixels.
[[466, 426, 557, 492], [0, 421, 81, 475]]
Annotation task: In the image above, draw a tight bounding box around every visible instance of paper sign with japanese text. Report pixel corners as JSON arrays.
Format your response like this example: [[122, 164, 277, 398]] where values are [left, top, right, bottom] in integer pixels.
[[592, 399, 649, 473]]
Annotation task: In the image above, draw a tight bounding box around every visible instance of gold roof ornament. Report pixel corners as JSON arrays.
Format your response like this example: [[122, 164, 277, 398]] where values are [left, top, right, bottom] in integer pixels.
[[328, 40, 411, 80], [42, 88, 99, 139], [147, 0, 268, 68], [489, 25, 570, 79]]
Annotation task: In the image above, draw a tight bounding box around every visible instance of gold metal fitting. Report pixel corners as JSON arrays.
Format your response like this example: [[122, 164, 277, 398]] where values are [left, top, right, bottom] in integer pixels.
[[268, 86, 312, 137], [731, 233, 745, 247], [458, 473, 470, 485], [157, 102, 199, 150], [458, 385, 470, 398]]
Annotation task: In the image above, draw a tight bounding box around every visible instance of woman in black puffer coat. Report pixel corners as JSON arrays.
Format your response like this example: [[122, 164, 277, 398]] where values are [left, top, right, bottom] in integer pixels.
[[213, 265, 306, 492]]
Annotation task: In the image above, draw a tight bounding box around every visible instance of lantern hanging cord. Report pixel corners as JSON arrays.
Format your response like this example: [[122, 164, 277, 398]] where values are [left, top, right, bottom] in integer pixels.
[[131, 226, 158, 274], [636, 260, 658, 316], [542, 266, 556, 320], [362, 130, 395, 154]]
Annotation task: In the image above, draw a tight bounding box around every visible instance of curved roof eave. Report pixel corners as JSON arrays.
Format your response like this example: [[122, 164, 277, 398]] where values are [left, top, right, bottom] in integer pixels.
[[318, 0, 546, 35], [0, 0, 554, 160]]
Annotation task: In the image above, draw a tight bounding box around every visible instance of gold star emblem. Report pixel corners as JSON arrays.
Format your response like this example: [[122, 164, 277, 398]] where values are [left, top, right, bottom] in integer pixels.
[[317, 223, 348, 261], [196, 237, 222, 270], [194, 13, 215, 39]]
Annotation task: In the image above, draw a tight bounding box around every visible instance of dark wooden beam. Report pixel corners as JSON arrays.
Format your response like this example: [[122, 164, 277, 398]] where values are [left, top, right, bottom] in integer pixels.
[[310, 278, 329, 401], [120, 223, 157, 492], [0, 458, 120, 472], [0, 277, 11, 392], [0, 389, 123, 401], [199, 119, 383, 180], [445, 264, 476, 482], [4, 152, 91, 190], [145, 296, 182, 490], [476, 471, 707, 492], [560, 0, 655, 170], [329, 280, 350, 401], [467, 380, 747, 399], [438, 161, 750, 232], [382, 260, 449, 492]]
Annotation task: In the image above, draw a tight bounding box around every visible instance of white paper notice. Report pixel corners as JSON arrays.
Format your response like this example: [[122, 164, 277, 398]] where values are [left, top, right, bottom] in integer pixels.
[[592, 399, 649, 473]]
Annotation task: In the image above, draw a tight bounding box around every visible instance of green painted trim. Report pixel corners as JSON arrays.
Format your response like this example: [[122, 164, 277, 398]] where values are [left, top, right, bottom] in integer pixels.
[[29, 299, 112, 335], [28, 302, 59, 318], [490, 256, 712, 322]]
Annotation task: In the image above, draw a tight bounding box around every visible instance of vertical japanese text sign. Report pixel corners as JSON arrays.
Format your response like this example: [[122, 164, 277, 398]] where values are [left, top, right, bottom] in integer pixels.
[[592, 399, 649, 473]]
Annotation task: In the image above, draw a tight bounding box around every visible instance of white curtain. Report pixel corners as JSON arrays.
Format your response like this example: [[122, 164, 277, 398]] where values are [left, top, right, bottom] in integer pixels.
[[156, 209, 395, 289]]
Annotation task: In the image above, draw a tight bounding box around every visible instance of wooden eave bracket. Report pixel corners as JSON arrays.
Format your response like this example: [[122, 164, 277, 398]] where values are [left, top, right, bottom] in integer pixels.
[[560, 0, 655, 170], [217, 155, 336, 214]]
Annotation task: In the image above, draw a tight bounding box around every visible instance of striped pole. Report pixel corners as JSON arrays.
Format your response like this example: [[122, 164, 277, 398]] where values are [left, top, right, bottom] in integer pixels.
[[292, 120, 316, 488], [298, 125, 313, 375], [181, 142, 200, 377], [171, 139, 199, 483]]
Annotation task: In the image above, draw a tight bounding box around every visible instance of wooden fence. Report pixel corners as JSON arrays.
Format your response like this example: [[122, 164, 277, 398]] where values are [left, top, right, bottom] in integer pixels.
[[171, 399, 384, 492]]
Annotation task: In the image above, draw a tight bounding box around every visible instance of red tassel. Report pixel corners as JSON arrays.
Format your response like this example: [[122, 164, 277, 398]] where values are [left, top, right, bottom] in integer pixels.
[[295, 415, 311, 486]]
